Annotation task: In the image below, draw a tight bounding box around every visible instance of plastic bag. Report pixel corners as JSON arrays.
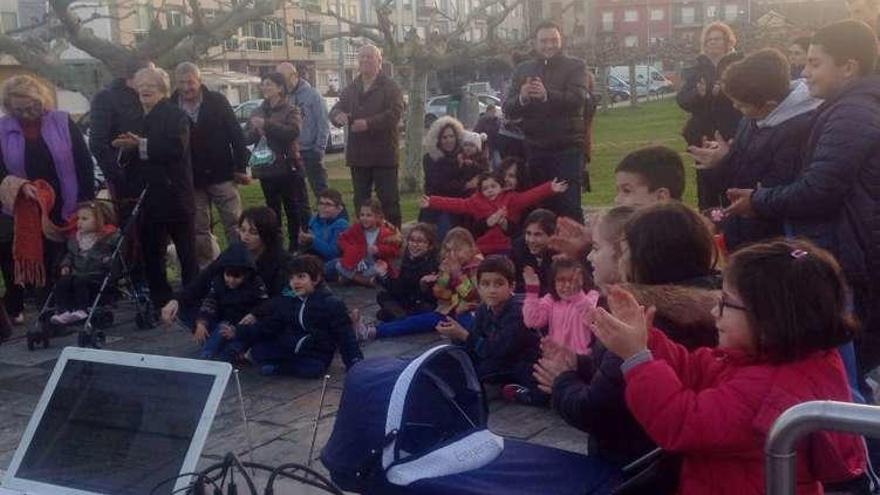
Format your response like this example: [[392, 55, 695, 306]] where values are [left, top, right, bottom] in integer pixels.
[[249, 136, 275, 169]]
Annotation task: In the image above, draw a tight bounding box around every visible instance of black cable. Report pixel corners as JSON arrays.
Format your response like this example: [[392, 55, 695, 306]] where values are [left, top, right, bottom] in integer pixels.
[[266, 462, 345, 495], [150, 471, 219, 495]]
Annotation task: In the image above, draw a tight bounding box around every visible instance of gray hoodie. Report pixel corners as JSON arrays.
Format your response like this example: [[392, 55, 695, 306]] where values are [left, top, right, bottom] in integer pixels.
[[757, 80, 822, 128], [287, 78, 330, 152]]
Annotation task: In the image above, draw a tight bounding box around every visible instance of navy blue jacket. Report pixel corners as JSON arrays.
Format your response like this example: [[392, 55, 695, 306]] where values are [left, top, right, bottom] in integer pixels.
[[375, 250, 438, 313], [462, 296, 540, 382], [238, 284, 363, 369], [751, 77, 880, 302]]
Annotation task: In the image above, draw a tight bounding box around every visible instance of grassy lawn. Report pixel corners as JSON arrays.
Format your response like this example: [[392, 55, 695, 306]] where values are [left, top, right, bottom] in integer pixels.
[[237, 98, 693, 230]]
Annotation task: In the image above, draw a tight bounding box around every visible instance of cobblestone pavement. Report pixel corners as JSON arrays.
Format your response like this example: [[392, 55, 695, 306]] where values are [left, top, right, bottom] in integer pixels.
[[0, 284, 589, 493]]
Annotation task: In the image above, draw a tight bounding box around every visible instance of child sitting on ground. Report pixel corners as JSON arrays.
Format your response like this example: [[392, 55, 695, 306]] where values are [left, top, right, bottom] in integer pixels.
[[300, 188, 349, 280], [373, 222, 439, 322], [594, 240, 867, 493], [336, 197, 401, 287], [421, 172, 568, 255], [195, 243, 269, 359], [436, 255, 541, 388], [224, 255, 362, 377], [51, 201, 120, 325], [364, 227, 483, 340], [511, 208, 557, 294]]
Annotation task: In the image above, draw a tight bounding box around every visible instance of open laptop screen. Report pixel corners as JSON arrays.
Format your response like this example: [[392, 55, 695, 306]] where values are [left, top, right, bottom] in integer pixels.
[[13, 359, 216, 495]]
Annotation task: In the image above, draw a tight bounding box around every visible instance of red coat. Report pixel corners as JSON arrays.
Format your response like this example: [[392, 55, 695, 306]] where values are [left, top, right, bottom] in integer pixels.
[[427, 182, 555, 254], [337, 221, 401, 272], [625, 329, 866, 495]]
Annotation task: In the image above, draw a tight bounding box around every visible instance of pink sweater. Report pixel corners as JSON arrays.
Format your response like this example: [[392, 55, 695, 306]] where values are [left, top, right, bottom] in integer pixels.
[[522, 286, 600, 354]]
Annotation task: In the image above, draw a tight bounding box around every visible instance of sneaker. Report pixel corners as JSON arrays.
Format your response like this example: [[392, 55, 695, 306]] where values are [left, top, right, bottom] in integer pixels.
[[354, 321, 376, 343], [502, 384, 537, 406], [50, 312, 71, 325], [68, 310, 88, 324]]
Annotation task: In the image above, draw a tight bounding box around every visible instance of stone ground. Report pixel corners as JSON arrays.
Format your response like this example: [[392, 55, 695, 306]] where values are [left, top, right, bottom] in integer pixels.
[[0, 284, 589, 493]]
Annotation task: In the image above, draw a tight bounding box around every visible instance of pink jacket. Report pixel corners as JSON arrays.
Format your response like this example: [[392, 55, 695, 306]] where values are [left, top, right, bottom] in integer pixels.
[[522, 286, 600, 354]]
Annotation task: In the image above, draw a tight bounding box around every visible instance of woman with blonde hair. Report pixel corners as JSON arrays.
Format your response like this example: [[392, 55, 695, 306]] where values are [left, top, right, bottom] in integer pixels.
[[0, 74, 94, 324], [112, 66, 197, 310], [676, 21, 743, 210]]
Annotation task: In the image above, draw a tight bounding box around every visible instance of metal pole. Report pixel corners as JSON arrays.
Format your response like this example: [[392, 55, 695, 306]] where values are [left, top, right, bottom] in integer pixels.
[[337, 0, 345, 88], [307, 374, 332, 468], [766, 400, 880, 495]]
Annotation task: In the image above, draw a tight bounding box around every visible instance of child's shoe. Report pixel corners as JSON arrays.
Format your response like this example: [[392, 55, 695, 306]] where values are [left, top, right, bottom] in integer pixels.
[[50, 311, 71, 325], [502, 384, 545, 406]]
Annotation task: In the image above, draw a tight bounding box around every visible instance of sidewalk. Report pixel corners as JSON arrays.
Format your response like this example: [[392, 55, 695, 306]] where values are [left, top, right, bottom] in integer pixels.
[[0, 284, 590, 492]]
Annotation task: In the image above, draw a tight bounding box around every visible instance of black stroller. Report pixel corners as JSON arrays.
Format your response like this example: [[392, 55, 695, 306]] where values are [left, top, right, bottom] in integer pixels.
[[26, 188, 157, 350]]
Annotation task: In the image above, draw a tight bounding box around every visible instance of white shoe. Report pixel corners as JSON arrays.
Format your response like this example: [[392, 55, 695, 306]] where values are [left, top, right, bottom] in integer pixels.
[[50, 312, 70, 325], [68, 310, 88, 323]]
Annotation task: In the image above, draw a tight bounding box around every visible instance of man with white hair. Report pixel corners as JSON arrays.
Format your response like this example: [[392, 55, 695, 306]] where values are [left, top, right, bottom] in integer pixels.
[[170, 62, 249, 267], [276, 62, 330, 205], [329, 45, 404, 226]]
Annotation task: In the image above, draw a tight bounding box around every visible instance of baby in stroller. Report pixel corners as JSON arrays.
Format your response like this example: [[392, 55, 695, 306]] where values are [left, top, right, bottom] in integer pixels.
[[50, 201, 119, 325]]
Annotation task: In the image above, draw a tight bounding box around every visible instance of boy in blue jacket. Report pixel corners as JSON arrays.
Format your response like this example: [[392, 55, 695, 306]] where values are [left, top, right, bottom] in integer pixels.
[[221, 255, 363, 377], [300, 188, 349, 280]]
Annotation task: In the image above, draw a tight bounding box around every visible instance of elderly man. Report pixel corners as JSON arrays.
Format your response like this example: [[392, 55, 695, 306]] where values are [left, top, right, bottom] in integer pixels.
[[170, 62, 249, 267], [276, 62, 330, 204], [503, 21, 588, 222], [329, 45, 404, 226]]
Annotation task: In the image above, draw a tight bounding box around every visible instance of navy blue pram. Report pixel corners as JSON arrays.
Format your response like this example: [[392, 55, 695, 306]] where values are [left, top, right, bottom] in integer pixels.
[[321, 345, 619, 494]]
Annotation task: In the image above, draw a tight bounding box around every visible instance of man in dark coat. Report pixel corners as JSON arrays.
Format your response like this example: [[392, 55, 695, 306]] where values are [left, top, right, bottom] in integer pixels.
[[330, 45, 404, 227], [503, 21, 588, 222], [726, 21, 880, 371], [171, 62, 249, 267]]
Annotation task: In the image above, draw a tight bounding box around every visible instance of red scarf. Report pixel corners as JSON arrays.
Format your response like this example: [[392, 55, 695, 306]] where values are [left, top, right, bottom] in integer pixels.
[[12, 179, 73, 287]]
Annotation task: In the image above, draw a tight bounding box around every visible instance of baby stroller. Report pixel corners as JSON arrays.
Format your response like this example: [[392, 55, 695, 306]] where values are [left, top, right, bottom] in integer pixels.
[[26, 188, 157, 350], [321, 345, 620, 495]]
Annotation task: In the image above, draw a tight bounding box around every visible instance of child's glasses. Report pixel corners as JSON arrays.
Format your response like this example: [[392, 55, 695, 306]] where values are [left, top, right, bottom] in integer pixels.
[[717, 295, 747, 317]]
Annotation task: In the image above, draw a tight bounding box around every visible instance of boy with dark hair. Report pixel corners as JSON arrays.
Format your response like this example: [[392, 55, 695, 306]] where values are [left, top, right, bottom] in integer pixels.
[[687, 48, 821, 251], [223, 254, 363, 377], [300, 188, 349, 280], [511, 208, 558, 294], [613, 145, 685, 208], [336, 196, 401, 286], [726, 19, 880, 372], [436, 255, 541, 391]]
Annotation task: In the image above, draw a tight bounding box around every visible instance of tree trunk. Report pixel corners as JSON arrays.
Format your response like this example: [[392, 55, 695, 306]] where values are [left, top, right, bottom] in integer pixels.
[[402, 66, 428, 194], [629, 61, 639, 107]]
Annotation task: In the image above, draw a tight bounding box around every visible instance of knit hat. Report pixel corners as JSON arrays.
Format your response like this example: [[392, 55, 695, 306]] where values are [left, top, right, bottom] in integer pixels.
[[461, 131, 487, 152]]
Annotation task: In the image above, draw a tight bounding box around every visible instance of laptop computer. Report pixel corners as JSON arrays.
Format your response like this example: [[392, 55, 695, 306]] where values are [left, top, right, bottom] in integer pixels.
[[1, 347, 231, 495]]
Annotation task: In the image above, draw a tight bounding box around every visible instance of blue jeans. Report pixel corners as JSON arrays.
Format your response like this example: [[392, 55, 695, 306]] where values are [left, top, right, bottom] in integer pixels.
[[376, 311, 475, 339], [200, 323, 233, 360], [526, 146, 584, 222]]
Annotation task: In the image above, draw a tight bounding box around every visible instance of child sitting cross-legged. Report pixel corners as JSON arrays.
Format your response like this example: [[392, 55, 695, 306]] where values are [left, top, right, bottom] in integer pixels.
[[420, 172, 569, 256], [362, 227, 482, 341], [373, 222, 440, 322], [336, 197, 401, 287], [224, 255, 363, 377], [435, 255, 541, 389], [300, 188, 349, 280], [195, 243, 269, 360], [593, 240, 867, 494]]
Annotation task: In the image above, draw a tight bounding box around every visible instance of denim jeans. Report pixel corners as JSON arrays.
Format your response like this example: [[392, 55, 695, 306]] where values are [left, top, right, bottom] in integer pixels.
[[376, 311, 475, 339], [526, 146, 584, 222], [200, 323, 232, 360]]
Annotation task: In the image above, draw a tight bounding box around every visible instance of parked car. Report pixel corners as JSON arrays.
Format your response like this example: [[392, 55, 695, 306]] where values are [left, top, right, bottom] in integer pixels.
[[610, 65, 674, 96], [233, 98, 345, 153], [424, 93, 502, 128]]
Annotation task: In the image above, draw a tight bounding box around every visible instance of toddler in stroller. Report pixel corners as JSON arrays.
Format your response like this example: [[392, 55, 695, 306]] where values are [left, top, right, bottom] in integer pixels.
[[50, 201, 119, 325]]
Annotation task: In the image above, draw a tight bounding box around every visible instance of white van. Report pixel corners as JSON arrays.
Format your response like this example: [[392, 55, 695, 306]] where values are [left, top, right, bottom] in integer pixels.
[[610, 65, 673, 96]]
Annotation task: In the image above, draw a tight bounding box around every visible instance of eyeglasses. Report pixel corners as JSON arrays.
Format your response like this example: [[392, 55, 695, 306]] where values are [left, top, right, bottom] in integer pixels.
[[317, 201, 339, 207], [717, 295, 747, 317]]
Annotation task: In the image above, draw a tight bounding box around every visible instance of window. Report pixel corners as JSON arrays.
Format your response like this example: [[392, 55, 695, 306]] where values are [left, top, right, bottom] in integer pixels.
[[650, 8, 664, 21], [601, 11, 613, 31], [724, 4, 739, 21], [681, 6, 695, 24], [0, 11, 17, 33], [649, 36, 664, 45], [135, 3, 151, 31], [624, 35, 639, 47], [706, 5, 717, 19], [624, 9, 638, 22], [165, 10, 184, 28]]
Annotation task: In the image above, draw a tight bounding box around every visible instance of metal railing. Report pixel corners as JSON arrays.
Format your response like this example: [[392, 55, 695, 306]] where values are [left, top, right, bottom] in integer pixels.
[[766, 400, 880, 495]]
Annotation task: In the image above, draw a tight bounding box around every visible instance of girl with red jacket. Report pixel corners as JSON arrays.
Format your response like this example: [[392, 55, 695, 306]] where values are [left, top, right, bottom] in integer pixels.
[[419, 172, 568, 255], [335, 197, 401, 287], [594, 239, 867, 495]]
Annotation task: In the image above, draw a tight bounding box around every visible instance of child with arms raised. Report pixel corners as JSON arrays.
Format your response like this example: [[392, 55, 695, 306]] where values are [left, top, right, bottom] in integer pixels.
[[593, 240, 866, 494]]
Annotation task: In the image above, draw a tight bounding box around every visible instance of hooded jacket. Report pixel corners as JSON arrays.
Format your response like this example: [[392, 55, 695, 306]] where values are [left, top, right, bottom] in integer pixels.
[[708, 81, 820, 251], [237, 283, 363, 370], [523, 287, 600, 355], [422, 116, 480, 197], [287, 78, 330, 152], [337, 221, 401, 272], [551, 283, 720, 466], [677, 53, 744, 146], [502, 52, 588, 150], [751, 76, 880, 314], [60, 226, 120, 281], [197, 243, 269, 326], [625, 329, 866, 495], [463, 296, 541, 382], [307, 213, 349, 261]]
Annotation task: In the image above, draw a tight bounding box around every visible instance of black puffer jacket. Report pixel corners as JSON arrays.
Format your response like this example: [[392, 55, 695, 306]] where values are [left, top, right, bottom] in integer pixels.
[[375, 250, 438, 313], [551, 283, 719, 466], [751, 77, 880, 312], [503, 52, 588, 150], [197, 243, 269, 326], [677, 53, 743, 146]]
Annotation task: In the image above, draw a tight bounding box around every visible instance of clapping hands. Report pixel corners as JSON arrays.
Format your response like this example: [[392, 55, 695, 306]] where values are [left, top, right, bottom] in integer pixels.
[[592, 286, 656, 360]]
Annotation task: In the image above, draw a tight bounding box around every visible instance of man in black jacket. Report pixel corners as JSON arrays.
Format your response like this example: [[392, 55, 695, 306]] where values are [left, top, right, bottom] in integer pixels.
[[503, 21, 588, 222], [171, 62, 250, 267]]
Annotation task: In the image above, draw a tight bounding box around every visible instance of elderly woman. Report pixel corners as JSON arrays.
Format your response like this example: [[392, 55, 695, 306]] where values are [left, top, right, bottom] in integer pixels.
[[113, 67, 196, 309], [0, 75, 94, 322], [676, 21, 743, 210]]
